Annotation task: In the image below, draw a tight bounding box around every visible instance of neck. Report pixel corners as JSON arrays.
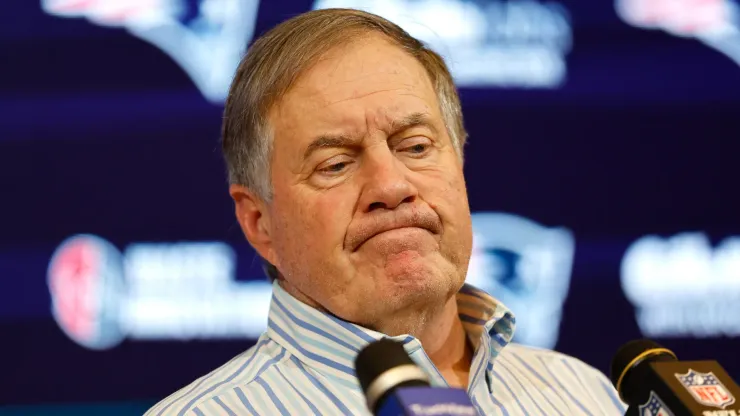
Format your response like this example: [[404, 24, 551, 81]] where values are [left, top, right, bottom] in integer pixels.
[[416, 296, 473, 389], [368, 295, 473, 388], [278, 279, 473, 388]]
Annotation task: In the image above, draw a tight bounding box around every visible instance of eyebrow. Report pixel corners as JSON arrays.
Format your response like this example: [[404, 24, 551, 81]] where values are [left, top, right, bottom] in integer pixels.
[[389, 112, 438, 137], [302, 112, 437, 160]]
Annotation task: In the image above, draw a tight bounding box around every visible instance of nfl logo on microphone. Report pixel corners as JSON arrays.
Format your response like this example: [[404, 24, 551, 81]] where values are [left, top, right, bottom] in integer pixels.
[[639, 391, 674, 416], [676, 370, 736, 409]]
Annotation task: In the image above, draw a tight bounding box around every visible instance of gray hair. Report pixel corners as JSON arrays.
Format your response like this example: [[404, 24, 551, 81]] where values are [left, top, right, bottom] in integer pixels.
[[221, 8, 467, 202]]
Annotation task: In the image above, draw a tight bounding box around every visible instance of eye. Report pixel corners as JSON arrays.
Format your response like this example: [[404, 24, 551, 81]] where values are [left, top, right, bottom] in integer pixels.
[[397, 137, 432, 156], [407, 143, 428, 154], [324, 161, 348, 172], [317, 156, 353, 175]]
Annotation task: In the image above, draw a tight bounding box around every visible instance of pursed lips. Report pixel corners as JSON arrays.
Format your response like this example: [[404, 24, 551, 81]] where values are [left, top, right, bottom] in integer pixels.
[[362, 226, 431, 249], [346, 212, 443, 252]]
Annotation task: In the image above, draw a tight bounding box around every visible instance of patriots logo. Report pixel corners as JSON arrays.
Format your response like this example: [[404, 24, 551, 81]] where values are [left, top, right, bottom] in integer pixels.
[[676, 370, 736, 409], [639, 391, 674, 416], [616, 0, 740, 67], [465, 213, 575, 349], [41, 0, 262, 103]]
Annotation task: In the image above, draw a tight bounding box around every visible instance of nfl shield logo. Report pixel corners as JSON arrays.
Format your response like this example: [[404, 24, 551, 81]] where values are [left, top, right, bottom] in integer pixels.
[[676, 369, 736, 409], [639, 391, 674, 416]]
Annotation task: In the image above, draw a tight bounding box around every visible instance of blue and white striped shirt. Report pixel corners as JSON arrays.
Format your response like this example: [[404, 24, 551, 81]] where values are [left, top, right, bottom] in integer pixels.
[[147, 281, 626, 415]]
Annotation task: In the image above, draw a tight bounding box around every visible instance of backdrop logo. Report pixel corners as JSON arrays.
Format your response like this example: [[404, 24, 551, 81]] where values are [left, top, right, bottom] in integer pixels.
[[621, 232, 740, 338], [48, 234, 126, 350], [41, 0, 261, 103], [313, 0, 573, 88], [616, 0, 740, 66], [466, 212, 575, 349], [48, 234, 272, 350]]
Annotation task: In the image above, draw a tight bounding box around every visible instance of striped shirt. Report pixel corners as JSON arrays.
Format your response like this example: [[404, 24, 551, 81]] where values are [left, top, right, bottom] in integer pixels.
[[146, 281, 627, 415]]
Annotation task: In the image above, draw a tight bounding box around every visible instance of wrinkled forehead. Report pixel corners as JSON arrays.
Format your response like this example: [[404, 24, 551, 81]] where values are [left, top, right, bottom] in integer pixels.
[[268, 35, 442, 143], [293, 35, 433, 99]]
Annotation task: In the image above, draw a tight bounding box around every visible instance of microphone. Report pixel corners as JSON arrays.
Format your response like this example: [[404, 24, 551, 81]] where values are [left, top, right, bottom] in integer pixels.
[[355, 338, 477, 416], [610, 339, 740, 416]]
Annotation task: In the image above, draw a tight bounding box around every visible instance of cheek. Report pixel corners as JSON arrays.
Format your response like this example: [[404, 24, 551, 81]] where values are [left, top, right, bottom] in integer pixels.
[[312, 195, 352, 242], [420, 162, 469, 216], [273, 188, 354, 255], [416, 164, 472, 249]]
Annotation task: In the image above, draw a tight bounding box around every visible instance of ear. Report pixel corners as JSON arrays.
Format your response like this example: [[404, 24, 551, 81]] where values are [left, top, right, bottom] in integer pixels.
[[229, 184, 277, 266]]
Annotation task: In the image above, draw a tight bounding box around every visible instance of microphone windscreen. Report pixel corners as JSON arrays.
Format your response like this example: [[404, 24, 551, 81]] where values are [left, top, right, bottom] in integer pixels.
[[610, 338, 678, 404], [355, 338, 416, 394], [610, 339, 665, 386]]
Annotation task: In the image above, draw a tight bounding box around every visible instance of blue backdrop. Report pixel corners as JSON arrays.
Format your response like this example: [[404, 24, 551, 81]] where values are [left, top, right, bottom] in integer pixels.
[[1, 0, 739, 412]]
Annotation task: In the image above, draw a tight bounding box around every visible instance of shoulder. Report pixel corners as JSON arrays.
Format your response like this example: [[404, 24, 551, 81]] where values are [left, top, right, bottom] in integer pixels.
[[501, 342, 604, 375], [497, 343, 627, 414], [144, 337, 288, 416], [497, 342, 611, 387]]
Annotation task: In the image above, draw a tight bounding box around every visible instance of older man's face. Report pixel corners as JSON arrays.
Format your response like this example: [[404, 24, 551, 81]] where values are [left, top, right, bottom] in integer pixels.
[[264, 35, 472, 331]]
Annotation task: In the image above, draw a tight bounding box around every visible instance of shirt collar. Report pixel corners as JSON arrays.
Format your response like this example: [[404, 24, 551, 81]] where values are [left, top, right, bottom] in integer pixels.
[[265, 279, 516, 390]]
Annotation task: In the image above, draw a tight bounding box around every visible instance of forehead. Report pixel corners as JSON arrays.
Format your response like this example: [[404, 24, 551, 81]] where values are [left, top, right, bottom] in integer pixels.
[[269, 34, 441, 141]]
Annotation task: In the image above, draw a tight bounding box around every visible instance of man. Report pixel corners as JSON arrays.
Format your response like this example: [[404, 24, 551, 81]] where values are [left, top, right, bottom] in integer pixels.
[[147, 8, 625, 415]]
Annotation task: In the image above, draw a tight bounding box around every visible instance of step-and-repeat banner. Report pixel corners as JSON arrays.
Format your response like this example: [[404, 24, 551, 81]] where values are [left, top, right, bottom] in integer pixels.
[[1, 0, 739, 407]]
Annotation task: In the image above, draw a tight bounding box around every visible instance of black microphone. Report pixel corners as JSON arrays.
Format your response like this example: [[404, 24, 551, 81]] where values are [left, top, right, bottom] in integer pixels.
[[610, 339, 740, 416], [355, 338, 477, 416]]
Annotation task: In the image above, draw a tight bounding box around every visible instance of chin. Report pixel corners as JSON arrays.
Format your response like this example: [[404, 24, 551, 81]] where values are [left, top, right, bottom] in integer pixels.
[[384, 250, 455, 282], [365, 277, 454, 337], [381, 262, 454, 307]]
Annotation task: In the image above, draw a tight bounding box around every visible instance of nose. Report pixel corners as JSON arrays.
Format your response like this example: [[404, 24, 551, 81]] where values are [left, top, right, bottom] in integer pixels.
[[358, 151, 418, 213]]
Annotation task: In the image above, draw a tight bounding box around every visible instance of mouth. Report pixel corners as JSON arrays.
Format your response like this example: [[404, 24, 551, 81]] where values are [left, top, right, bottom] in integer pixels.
[[346, 209, 444, 253], [351, 226, 436, 252]]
